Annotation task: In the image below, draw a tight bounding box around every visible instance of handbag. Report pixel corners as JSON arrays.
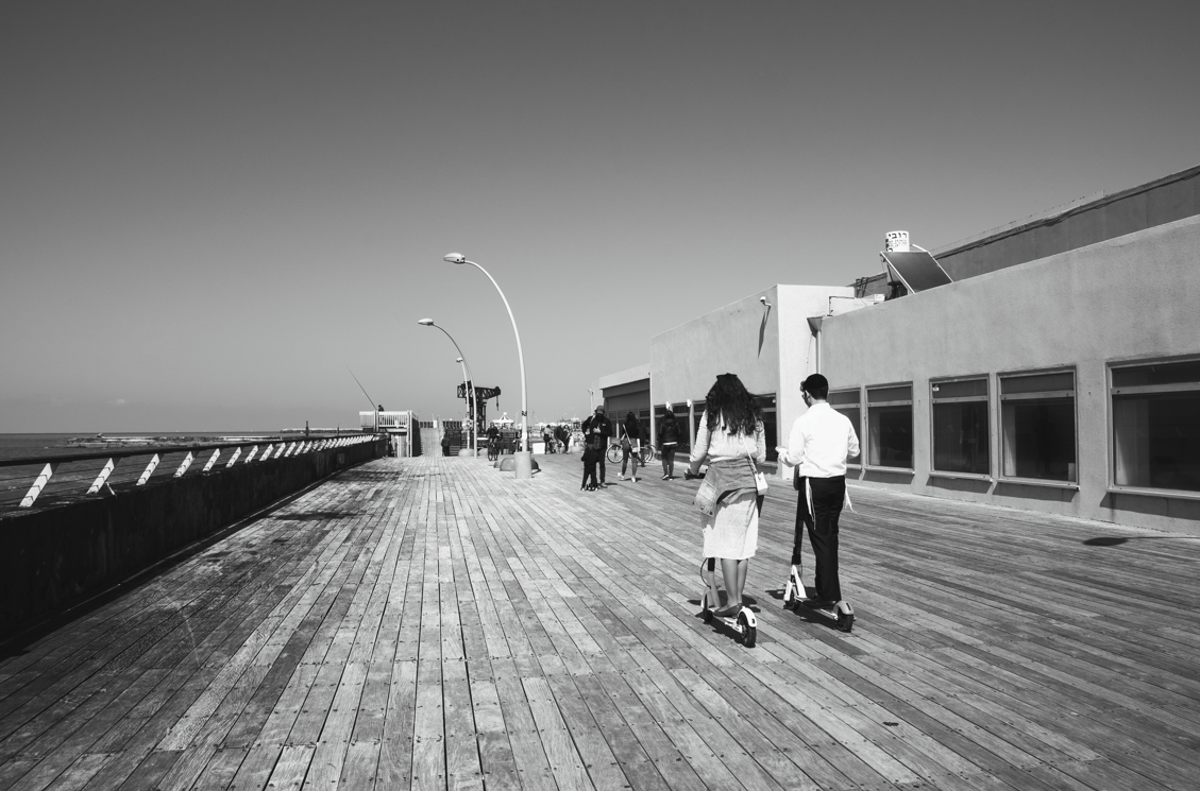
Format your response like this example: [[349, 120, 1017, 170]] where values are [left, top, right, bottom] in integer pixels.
[[740, 431, 767, 494]]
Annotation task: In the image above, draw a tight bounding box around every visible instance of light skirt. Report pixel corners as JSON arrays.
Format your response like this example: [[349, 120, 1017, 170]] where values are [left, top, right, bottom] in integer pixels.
[[701, 491, 759, 560]]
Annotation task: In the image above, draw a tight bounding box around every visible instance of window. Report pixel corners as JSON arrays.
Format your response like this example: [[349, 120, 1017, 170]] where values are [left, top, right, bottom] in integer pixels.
[[828, 389, 862, 466], [1000, 371, 1076, 482], [867, 384, 913, 468], [1111, 359, 1200, 493], [754, 394, 778, 462], [690, 401, 707, 447], [931, 378, 989, 475]]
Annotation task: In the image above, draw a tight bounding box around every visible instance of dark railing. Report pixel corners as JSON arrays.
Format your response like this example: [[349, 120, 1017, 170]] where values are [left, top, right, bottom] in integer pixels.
[[0, 434, 378, 515]]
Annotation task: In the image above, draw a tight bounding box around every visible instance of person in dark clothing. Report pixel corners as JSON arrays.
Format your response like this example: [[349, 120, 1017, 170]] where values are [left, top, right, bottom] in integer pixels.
[[581, 443, 599, 490], [620, 411, 642, 482], [581, 406, 613, 486], [657, 410, 681, 479], [486, 424, 500, 461]]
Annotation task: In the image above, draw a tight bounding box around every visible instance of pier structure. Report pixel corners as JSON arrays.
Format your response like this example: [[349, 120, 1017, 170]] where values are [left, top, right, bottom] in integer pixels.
[[2, 453, 1199, 790]]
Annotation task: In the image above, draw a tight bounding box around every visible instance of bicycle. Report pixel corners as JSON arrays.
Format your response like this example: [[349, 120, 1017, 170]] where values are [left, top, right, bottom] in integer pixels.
[[606, 441, 655, 466]]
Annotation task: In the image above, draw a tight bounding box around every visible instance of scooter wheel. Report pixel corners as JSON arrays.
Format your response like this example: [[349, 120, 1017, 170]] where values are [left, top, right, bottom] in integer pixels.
[[736, 612, 757, 648], [837, 611, 854, 633], [702, 608, 713, 624], [782, 587, 794, 610]]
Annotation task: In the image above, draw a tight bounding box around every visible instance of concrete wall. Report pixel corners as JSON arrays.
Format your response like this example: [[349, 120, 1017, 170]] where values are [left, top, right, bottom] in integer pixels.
[[599, 363, 651, 419], [649, 284, 851, 475], [935, 164, 1200, 282], [0, 438, 386, 638], [820, 215, 1200, 533]]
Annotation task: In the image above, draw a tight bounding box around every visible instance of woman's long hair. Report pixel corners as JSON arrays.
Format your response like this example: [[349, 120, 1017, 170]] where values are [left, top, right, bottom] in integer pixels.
[[624, 411, 639, 437], [704, 373, 762, 435]]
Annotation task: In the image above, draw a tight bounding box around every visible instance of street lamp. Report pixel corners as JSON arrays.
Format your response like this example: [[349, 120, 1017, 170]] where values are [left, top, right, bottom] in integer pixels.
[[417, 318, 478, 459], [443, 252, 531, 479]]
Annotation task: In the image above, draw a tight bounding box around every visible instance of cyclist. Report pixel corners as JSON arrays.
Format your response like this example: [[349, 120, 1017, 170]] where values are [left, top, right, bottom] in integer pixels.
[[486, 423, 500, 461]]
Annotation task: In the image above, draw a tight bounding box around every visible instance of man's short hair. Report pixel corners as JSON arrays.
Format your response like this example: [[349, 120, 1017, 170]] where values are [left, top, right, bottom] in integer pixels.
[[594, 405, 605, 413], [801, 373, 829, 399]]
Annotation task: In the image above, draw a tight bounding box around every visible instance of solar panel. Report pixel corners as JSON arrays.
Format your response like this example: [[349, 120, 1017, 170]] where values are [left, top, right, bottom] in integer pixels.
[[881, 249, 953, 293]]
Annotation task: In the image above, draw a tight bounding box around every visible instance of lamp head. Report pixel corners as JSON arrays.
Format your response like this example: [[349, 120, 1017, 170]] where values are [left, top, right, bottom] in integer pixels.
[[456, 357, 463, 363], [417, 318, 434, 326], [443, 252, 467, 264], [760, 296, 771, 307]]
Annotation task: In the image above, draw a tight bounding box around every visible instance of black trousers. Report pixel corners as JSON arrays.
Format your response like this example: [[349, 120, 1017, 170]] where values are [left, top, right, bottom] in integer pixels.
[[793, 475, 846, 603]]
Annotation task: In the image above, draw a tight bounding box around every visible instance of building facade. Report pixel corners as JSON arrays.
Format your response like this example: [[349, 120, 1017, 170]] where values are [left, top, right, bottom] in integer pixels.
[[599, 165, 1200, 534]]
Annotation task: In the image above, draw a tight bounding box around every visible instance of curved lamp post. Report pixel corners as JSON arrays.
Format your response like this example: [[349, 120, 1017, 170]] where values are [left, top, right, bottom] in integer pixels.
[[443, 253, 531, 479], [417, 318, 478, 459]]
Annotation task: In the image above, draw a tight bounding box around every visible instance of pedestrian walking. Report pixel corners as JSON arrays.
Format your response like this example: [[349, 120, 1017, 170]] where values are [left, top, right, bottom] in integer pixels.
[[619, 411, 641, 482], [657, 410, 681, 479]]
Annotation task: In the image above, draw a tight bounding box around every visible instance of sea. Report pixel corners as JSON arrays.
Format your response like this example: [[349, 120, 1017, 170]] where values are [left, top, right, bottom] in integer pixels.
[[0, 432, 283, 463]]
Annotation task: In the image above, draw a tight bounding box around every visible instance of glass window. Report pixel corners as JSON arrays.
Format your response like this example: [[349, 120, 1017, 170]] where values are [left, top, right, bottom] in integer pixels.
[[1111, 360, 1200, 492], [828, 389, 862, 466], [1000, 371, 1076, 482], [931, 378, 989, 475], [754, 394, 778, 462], [867, 384, 913, 468]]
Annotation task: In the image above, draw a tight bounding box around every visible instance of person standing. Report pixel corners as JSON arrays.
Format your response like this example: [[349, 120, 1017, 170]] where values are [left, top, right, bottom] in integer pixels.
[[657, 410, 681, 479], [687, 373, 766, 617], [619, 411, 642, 482], [778, 373, 860, 607], [581, 405, 613, 486]]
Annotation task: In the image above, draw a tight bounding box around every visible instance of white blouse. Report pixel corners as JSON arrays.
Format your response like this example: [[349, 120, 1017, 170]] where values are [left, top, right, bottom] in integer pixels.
[[690, 413, 766, 466]]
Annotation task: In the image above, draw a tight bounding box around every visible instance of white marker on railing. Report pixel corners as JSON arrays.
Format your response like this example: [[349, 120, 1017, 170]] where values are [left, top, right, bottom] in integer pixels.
[[20, 463, 58, 508], [226, 448, 243, 466], [174, 452, 195, 478], [136, 454, 161, 486], [87, 458, 116, 494], [203, 449, 221, 472], [245, 445, 259, 463]]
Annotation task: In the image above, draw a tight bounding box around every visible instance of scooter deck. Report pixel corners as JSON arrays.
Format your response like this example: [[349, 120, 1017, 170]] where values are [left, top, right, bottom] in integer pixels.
[[699, 591, 758, 648], [698, 559, 758, 647], [782, 566, 854, 633]]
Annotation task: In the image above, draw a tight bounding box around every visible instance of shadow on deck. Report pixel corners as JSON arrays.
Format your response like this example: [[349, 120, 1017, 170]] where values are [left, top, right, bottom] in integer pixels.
[[2, 453, 1199, 790]]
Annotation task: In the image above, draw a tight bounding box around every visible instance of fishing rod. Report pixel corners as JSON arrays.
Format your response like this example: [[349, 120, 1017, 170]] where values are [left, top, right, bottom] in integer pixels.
[[347, 367, 381, 432]]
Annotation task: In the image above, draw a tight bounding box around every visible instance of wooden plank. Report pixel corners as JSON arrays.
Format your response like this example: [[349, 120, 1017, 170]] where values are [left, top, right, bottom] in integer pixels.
[[6, 454, 1200, 791]]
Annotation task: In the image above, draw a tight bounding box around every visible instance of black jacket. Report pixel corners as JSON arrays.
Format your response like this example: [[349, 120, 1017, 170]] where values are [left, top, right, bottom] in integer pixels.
[[582, 414, 613, 447]]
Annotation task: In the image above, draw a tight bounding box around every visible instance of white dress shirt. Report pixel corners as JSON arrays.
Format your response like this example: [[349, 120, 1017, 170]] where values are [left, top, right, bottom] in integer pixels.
[[782, 401, 860, 478]]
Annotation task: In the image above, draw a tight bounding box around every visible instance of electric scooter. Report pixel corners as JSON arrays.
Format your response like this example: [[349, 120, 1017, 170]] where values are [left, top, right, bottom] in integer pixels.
[[698, 559, 758, 647], [782, 564, 854, 632]]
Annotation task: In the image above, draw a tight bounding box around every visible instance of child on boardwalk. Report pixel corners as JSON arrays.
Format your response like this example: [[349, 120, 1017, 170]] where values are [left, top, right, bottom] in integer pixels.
[[581, 443, 600, 491]]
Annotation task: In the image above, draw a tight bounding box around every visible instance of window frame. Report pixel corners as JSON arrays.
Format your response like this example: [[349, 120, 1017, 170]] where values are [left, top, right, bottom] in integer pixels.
[[929, 375, 993, 481], [998, 367, 1079, 488], [1107, 355, 1200, 500], [865, 381, 914, 472], [827, 387, 863, 470]]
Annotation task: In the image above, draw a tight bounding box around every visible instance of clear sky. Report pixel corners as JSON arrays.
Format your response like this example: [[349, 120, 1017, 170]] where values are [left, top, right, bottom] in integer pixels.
[[3, 1, 1198, 433]]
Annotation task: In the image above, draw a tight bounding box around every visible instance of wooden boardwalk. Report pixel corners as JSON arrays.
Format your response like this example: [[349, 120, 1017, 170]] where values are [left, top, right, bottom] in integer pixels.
[[2, 453, 1200, 791]]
